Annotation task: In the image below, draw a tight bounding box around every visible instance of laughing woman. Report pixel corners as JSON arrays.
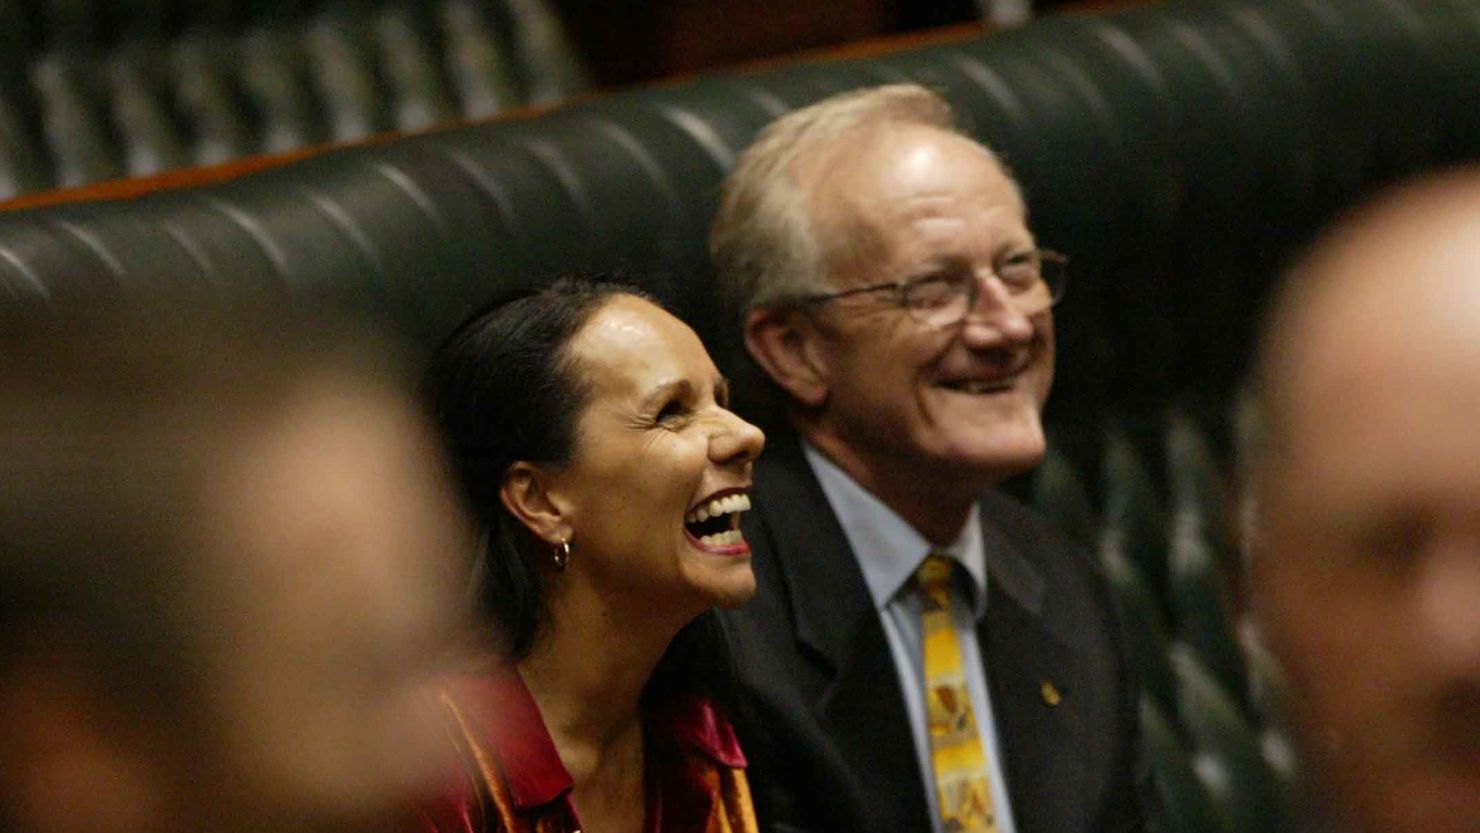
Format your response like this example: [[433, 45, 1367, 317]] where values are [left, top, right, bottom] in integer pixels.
[[416, 279, 766, 833]]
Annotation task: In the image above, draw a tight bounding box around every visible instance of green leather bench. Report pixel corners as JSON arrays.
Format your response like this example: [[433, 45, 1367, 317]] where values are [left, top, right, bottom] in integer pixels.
[[0, 0, 587, 197]]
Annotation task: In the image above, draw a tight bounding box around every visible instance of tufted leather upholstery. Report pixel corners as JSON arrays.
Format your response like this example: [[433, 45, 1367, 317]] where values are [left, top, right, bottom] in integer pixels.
[[4, 0, 1476, 399], [0, 0, 587, 198], [1142, 695, 1232, 833], [3, 2, 1479, 830], [1172, 644, 1293, 833]]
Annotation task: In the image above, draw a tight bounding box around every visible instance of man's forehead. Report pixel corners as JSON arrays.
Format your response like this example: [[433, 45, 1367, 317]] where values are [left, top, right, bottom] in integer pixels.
[[816, 124, 1009, 188], [214, 387, 455, 554], [802, 125, 1023, 270], [1270, 225, 1480, 503], [1273, 182, 1480, 400]]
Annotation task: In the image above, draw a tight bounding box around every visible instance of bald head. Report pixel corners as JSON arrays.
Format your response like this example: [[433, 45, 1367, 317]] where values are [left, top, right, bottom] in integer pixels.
[[1256, 169, 1480, 833], [1264, 170, 1480, 451]]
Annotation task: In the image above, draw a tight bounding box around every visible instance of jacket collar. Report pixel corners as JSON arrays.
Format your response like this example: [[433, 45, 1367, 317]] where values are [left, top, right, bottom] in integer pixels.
[[760, 430, 1048, 672], [803, 440, 990, 618], [977, 492, 1047, 618]]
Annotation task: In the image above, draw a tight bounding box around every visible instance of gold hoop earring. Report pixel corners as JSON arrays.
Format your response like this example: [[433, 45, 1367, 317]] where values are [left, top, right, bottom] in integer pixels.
[[553, 538, 571, 571]]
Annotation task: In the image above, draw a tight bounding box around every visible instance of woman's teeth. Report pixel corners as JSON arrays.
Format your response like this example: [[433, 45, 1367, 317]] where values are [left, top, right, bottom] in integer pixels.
[[697, 529, 745, 547], [685, 493, 752, 524]]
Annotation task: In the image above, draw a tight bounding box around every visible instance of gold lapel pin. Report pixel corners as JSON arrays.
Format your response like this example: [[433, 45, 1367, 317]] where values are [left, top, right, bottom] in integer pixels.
[[1040, 679, 1063, 706]]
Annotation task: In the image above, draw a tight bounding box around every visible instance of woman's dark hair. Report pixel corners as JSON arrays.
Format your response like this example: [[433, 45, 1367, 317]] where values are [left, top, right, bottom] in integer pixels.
[[426, 276, 652, 661]]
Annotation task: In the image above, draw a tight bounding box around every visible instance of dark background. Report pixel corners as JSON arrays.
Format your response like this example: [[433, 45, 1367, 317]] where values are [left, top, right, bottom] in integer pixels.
[[553, 0, 1090, 87]]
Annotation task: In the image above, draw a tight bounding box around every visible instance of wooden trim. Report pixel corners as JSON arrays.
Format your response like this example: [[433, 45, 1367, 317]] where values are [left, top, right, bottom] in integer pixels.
[[0, 97, 567, 212], [0, 146, 325, 211], [710, 21, 988, 74], [688, 0, 1154, 75]]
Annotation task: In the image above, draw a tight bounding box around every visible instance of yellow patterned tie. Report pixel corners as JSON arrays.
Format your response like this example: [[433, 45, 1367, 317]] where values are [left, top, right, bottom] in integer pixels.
[[918, 553, 998, 833]]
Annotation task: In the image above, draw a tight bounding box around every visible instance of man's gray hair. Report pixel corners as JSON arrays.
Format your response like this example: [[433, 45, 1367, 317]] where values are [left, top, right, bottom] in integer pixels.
[[710, 83, 967, 314]]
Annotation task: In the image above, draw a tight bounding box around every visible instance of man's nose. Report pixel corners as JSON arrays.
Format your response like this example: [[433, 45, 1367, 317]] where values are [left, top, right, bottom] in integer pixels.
[[960, 273, 1036, 346]]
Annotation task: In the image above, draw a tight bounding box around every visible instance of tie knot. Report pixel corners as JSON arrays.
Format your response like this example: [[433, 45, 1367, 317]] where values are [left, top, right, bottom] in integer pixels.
[[917, 553, 955, 593]]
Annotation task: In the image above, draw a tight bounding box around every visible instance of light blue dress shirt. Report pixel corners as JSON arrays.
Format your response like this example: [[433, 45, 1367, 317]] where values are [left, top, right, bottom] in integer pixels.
[[804, 442, 1018, 833]]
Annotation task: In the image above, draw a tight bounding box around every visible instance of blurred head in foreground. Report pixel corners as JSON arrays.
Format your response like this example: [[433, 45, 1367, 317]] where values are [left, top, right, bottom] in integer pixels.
[[0, 302, 473, 833], [1255, 169, 1480, 833]]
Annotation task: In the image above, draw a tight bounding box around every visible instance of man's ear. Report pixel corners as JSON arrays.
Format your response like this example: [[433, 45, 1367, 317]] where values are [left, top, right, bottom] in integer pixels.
[[500, 462, 571, 546], [744, 307, 830, 409]]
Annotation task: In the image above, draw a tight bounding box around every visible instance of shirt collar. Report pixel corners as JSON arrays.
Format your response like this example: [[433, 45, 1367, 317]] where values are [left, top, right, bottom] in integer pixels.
[[468, 667, 573, 811], [657, 692, 748, 769], [456, 668, 747, 813], [803, 442, 988, 618]]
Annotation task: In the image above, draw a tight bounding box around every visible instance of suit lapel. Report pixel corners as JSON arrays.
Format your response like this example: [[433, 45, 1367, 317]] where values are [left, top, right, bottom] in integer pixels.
[[753, 438, 1093, 833], [752, 436, 930, 833], [978, 504, 1089, 833]]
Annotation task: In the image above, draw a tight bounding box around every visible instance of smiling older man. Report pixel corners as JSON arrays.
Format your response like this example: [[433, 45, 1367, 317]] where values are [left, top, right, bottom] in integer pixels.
[[711, 84, 1153, 833]]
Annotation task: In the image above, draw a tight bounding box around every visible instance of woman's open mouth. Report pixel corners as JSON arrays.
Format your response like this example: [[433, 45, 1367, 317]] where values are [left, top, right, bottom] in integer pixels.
[[683, 489, 751, 553]]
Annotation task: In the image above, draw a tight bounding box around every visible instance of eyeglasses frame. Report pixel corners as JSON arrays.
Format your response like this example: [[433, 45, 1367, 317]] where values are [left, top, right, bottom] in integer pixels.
[[792, 248, 1069, 327]]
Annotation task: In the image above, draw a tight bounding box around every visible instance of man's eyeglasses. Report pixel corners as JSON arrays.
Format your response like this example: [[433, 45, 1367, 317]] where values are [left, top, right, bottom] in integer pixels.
[[796, 249, 1068, 329]]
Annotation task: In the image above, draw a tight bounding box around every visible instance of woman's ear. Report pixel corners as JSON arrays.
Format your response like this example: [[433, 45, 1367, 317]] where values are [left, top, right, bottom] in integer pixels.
[[499, 462, 571, 546], [744, 307, 830, 408]]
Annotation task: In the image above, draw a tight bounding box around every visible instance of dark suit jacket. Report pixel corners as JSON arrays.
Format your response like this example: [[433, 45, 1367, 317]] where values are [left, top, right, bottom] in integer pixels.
[[719, 432, 1154, 833]]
